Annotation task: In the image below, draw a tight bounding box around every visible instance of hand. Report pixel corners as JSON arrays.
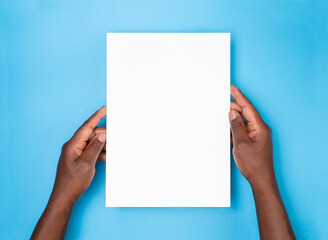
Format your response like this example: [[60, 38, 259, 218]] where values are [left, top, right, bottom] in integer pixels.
[[229, 85, 295, 239], [52, 106, 107, 205], [31, 106, 107, 240], [229, 85, 275, 188]]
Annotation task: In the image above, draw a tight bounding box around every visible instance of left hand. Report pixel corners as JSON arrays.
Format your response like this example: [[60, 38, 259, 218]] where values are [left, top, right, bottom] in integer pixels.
[[31, 106, 107, 240], [51, 106, 107, 205]]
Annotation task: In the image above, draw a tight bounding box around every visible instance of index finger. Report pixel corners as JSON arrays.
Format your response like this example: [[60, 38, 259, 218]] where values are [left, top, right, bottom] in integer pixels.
[[230, 85, 263, 129], [71, 106, 107, 145]]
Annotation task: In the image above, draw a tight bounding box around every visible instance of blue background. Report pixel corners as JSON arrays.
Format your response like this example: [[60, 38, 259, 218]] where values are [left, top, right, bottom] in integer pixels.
[[1, 0, 327, 239]]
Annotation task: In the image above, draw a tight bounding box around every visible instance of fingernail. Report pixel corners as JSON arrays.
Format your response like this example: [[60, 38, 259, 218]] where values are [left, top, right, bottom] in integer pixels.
[[229, 111, 238, 121], [98, 133, 106, 142]]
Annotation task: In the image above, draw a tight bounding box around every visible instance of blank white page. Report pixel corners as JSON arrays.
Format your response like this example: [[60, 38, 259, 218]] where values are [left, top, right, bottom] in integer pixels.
[[106, 33, 230, 207]]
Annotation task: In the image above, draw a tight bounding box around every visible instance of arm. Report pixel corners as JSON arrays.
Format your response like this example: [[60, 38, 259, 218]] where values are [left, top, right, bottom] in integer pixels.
[[31, 106, 107, 240], [229, 85, 295, 240]]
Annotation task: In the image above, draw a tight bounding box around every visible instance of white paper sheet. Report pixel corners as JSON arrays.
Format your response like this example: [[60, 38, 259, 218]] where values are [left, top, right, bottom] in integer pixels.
[[106, 33, 230, 207]]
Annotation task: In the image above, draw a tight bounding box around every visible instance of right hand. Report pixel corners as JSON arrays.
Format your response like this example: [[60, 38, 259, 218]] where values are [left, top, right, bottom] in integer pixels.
[[229, 85, 276, 188]]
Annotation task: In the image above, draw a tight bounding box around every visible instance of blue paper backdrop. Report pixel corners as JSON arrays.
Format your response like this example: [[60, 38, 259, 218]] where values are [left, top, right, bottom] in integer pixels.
[[1, 0, 327, 239]]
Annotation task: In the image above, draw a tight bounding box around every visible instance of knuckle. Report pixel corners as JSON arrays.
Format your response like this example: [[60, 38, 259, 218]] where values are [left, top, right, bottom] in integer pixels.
[[77, 157, 90, 165], [235, 141, 249, 151], [77, 159, 94, 172], [230, 119, 244, 129], [267, 125, 272, 133], [261, 123, 272, 135], [80, 159, 92, 168], [91, 142, 103, 152], [61, 141, 70, 151], [83, 118, 91, 126]]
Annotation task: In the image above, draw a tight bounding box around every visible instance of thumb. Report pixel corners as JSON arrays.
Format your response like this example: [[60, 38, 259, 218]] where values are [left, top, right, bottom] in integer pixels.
[[80, 133, 106, 165], [229, 110, 250, 145]]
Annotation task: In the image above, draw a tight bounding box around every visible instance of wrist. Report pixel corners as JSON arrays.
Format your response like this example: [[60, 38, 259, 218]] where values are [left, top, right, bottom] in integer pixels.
[[250, 176, 278, 194], [51, 180, 81, 206], [246, 167, 277, 191], [31, 188, 75, 239], [48, 189, 77, 213]]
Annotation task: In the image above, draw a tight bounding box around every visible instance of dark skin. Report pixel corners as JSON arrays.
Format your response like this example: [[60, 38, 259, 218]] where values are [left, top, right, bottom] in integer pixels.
[[229, 85, 295, 239], [32, 86, 295, 240], [31, 106, 107, 240]]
